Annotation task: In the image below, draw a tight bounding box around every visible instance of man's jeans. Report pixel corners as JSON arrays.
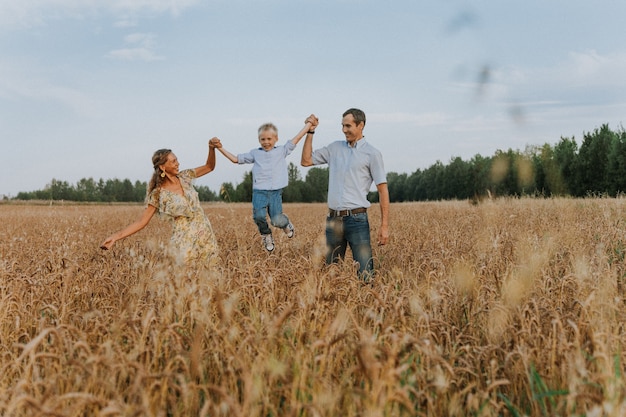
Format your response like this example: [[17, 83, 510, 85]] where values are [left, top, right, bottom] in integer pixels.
[[325, 212, 374, 282], [252, 189, 289, 235]]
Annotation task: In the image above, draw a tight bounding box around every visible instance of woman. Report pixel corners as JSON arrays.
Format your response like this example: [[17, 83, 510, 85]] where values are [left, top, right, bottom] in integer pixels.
[[101, 138, 221, 267]]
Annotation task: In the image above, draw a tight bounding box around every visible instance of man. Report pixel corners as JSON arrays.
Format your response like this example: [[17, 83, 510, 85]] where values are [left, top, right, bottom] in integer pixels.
[[301, 108, 389, 282]]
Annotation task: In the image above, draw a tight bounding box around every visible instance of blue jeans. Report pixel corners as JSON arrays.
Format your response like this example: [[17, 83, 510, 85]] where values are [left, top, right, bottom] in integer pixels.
[[252, 189, 289, 235], [325, 212, 374, 282]]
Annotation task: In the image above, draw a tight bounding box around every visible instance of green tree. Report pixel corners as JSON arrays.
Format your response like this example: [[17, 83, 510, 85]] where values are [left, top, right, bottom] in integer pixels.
[[420, 160, 445, 200], [576, 124, 614, 195], [235, 171, 253, 202], [100, 179, 120, 202], [119, 179, 135, 202], [387, 172, 407, 202], [75, 177, 98, 201], [531, 144, 565, 196], [284, 162, 304, 202], [133, 180, 147, 201], [48, 179, 74, 200], [442, 156, 471, 199], [405, 169, 423, 201], [196, 185, 218, 201], [607, 126, 626, 196], [220, 182, 236, 202], [517, 148, 536, 194], [468, 154, 491, 199], [302, 167, 328, 203], [490, 149, 527, 197], [553, 136, 578, 196]]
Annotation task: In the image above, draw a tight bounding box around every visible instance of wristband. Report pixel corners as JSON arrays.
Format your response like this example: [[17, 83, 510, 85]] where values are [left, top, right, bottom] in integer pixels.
[[307, 130, 315, 134]]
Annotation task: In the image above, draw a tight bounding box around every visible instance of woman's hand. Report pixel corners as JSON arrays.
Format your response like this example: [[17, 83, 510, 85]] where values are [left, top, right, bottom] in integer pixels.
[[100, 236, 115, 250], [209, 137, 222, 149]]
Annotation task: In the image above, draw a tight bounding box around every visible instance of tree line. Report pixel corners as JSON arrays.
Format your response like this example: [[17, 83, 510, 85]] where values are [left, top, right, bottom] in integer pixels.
[[12, 167, 330, 203], [13, 178, 219, 202], [387, 123, 626, 201], [11, 123, 626, 203]]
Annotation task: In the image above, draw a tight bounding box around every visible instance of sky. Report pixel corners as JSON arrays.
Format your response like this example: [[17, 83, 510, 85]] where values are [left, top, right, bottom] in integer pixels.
[[2, 0, 626, 198]]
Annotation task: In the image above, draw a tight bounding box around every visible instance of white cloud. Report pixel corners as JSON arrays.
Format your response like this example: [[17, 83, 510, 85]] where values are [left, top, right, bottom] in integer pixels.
[[0, 63, 100, 116], [496, 50, 626, 96], [106, 47, 163, 61], [0, 0, 202, 29], [565, 50, 626, 87], [106, 33, 164, 61], [110, 0, 201, 16], [370, 112, 448, 127], [455, 50, 626, 131], [113, 16, 139, 28]]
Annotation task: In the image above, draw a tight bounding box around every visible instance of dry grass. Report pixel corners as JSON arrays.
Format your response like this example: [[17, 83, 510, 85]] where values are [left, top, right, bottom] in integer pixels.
[[1, 199, 626, 416]]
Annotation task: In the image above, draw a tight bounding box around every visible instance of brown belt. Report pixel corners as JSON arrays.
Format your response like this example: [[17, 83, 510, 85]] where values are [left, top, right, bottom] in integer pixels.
[[328, 208, 367, 217]]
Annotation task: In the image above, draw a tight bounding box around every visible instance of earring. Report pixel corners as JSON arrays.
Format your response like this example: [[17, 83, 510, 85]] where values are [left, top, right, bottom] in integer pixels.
[[160, 171, 166, 178]]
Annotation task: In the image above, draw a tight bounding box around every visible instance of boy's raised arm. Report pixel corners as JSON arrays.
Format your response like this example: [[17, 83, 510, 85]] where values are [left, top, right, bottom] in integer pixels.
[[290, 114, 319, 146], [217, 144, 239, 164], [290, 122, 313, 146]]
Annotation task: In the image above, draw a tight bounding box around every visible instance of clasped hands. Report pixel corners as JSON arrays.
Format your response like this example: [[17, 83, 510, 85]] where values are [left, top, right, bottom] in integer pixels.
[[305, 114, 319, 128], [209, 137, 222, 149]]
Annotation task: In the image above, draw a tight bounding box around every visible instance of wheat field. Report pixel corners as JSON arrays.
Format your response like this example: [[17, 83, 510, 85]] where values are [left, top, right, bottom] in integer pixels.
[[1, 199, 625, 416]]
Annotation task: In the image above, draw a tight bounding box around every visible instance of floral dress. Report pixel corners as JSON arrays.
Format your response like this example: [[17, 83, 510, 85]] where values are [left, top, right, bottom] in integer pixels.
[[147, 169, 218, 267]]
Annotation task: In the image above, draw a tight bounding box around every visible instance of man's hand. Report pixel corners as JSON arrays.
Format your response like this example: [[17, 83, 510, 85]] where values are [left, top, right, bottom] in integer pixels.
[[209, 137, 222, 149], [377, 226, 389, 246], [305, 114, 319, 127]]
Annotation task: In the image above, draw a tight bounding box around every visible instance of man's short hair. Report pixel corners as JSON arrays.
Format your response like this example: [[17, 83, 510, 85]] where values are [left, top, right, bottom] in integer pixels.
[[343, 108, 366, 126]]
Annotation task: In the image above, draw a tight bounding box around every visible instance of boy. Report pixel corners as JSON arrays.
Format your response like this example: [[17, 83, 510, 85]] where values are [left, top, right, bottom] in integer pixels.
[[216, 116, 316, 251]]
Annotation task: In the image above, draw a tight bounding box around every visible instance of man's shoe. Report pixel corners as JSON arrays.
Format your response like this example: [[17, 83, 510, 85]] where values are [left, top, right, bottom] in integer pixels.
[[283, 222, 295, 238], [262, 234, 275, 252]]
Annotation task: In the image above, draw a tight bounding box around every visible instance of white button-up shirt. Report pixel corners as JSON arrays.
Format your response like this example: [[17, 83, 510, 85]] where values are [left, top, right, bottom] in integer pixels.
[[237, 141, 296, 190], [311, 138, 386, 210]]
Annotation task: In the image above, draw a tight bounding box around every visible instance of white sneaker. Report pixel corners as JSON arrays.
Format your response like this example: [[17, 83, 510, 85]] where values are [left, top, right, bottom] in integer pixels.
[[283, 222, 295, 238], [262, 234, 275, 252]]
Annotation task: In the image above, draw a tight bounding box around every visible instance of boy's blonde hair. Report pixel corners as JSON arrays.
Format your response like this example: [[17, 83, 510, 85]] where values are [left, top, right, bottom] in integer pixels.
[[258, 123, 278, 137]]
